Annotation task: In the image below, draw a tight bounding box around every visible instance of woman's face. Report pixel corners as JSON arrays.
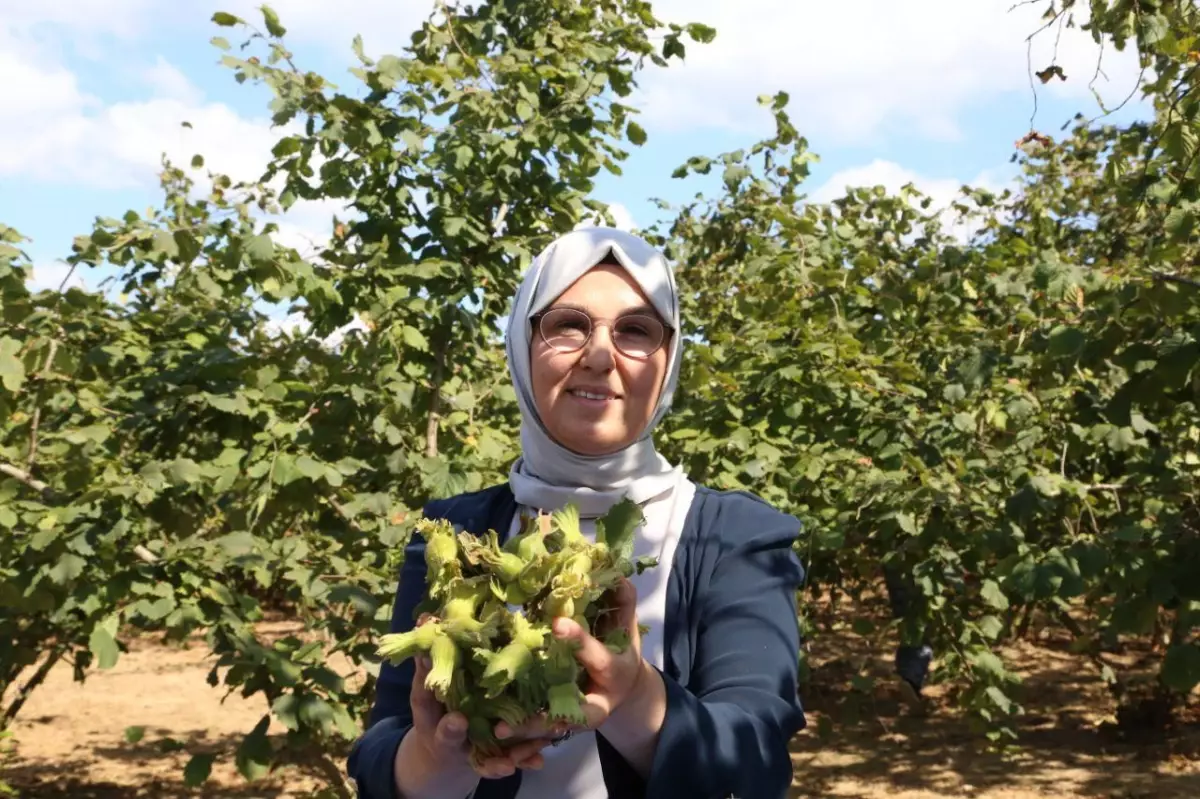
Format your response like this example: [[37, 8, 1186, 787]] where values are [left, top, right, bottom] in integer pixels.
[[530, 263, 671, 456]]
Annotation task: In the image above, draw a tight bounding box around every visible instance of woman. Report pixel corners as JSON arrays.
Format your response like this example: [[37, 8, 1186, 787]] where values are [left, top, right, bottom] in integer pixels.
[[348, 226, 807, 798]]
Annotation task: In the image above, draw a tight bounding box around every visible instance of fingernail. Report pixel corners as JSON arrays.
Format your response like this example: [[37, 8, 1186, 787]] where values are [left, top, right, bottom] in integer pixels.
[[495, 724, 510, 739], [447, 718, 465, 734], [553, 618, 569, 637]]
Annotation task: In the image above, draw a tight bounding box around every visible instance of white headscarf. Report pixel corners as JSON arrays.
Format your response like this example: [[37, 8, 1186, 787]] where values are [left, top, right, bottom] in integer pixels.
[[504, 226, 684, 518]]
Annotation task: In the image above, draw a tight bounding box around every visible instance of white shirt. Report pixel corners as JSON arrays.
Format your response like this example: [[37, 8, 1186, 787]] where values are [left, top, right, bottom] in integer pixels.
[[505, 468, 695, 798]]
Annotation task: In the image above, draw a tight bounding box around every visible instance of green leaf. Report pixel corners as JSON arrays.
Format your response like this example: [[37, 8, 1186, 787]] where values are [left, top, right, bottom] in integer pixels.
[[167, 458, 205, 484], [89, 625, 120, 670], [1048, 325, 1086, 357], [272, 693, 301, 731], [124, 726, 146, 744], [627, 121, 647, 146], [295, 454, 324, 481], [943, 383, 966, 403], [235, 715, 272, 781], [401, 326, 428, 351], [1165, 206, 1195, 240], [969, 648, 1007, 679], [327, 584, 379, 616], [211, 12, 241, 26], [985, 685, 1014, 713], [184, 753, 216, 787], [980, 580, 1010, 611], [1161, 643, 1200, 694], [0, 337, 25, 393], [48, 553, 87, 584], [596, 498, 644, 564], [978, 615, 1005, 640], [261, 5, 286, 37], [244, 234, 274, 263]]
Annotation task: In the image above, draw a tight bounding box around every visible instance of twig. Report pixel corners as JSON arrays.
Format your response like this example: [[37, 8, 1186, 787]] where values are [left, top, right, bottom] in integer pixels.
[[1060, 441, 1068, 477], [25, 339, 60, 471], [326, 495, 364, 533], [133, 545, 160, 564], [56, 263, 78, 293], [437, 0, 497, 92], [426, 346, 447, 458], [1024, 8, 1064, 130], [493, 202, 510, 235], [0, 462, 50, 494]]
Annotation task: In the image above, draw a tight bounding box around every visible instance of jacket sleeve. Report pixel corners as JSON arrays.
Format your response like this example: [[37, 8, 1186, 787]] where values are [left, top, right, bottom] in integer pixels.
[[644, 497, 807, 799], [346, 530, 431, 799]]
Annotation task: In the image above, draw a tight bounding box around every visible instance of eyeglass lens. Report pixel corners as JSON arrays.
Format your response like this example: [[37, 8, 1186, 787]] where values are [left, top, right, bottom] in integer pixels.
[[539, 307, 665, 357]]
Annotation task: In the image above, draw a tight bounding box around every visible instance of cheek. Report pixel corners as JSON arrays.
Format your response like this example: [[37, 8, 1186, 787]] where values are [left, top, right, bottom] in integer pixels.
[[625, 356, 668, 416], [530, 346, 572, 401]]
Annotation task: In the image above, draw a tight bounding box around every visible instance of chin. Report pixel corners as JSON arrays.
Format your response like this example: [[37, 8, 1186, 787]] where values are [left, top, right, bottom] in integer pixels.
[[554, 424, 627, 457]]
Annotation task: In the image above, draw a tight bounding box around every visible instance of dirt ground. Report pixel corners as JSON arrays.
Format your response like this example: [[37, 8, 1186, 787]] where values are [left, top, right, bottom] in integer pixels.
[[3, 609, 1198, 799]]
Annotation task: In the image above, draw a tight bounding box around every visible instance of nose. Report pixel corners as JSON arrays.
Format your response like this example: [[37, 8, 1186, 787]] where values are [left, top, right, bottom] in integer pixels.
[[579, 322, 616, 371]]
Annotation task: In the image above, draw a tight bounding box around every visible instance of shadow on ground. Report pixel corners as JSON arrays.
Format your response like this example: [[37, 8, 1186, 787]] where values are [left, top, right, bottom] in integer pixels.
[[788, 597, 1200, 798]]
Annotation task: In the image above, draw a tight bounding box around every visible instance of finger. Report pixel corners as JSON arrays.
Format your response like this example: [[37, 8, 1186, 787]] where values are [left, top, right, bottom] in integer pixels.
[[409, 655, 445, 731], [432, 710, 469, 752], [495, 713, 563, 742], [579, 692, 613, 728], [553, 616, 613, 673], [502, 736, 556, 764], [475, 754, 517, 780], [517, 752, 545, 771], [614, 578, 638, 635]]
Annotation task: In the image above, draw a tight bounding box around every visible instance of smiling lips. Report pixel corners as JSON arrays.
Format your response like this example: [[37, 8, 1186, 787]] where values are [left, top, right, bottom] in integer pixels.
[[568, 386, 620, 403]]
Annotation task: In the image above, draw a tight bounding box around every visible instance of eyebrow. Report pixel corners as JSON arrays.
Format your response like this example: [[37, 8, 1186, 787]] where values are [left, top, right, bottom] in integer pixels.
[[546, 301, 660, 318]]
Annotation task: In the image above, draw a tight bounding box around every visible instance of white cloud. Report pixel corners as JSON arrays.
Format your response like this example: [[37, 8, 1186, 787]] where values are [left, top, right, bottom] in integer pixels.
[[634, 0, 1146, 142], [2, 0, 154, 39], [0, 12, 287, 189], [811, 159, 1012, 242], [142, 56, 205, 105]]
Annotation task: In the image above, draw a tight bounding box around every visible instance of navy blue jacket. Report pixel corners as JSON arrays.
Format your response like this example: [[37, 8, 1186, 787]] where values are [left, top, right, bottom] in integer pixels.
[[347, 482, 807, 799]]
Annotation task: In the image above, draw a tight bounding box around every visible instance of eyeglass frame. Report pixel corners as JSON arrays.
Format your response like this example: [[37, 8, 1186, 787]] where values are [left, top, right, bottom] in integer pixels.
[[529, 305, 674, 359]]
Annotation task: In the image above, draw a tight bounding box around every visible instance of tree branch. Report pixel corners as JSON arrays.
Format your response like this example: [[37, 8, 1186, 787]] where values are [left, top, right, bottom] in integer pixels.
[[326, 495, 364, 533], [132, 545, 159, 564], [1153, 271, 1200, 290], [0, 462, 50, 495], [493, 202, 510, 235]]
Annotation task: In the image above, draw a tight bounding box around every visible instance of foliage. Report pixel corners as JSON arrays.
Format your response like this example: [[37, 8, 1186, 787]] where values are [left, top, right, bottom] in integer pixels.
[[2, 0, 1200, 794], [0, 0, 705, 791]]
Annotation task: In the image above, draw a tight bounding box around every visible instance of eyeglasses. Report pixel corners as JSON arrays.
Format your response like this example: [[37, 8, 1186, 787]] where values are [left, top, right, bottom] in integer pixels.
[[531, 307, 671, 358]]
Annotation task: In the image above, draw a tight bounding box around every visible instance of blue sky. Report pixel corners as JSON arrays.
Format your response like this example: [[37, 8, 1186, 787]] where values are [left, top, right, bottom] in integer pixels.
[[2, 0, 1152, 299]]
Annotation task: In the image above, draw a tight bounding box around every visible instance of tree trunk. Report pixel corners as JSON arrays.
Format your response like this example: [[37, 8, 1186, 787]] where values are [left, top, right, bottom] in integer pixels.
[[2, 647, 63, 729]]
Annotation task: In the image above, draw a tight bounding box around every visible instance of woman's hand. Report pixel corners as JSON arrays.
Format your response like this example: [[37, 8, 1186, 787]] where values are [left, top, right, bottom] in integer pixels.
[[495, 578, 665, 760], [394, 619, 558, 797]]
